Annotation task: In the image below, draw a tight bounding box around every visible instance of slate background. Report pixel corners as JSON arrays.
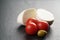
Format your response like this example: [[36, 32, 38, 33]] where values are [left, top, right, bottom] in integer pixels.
[[0, 0, 60, 40]]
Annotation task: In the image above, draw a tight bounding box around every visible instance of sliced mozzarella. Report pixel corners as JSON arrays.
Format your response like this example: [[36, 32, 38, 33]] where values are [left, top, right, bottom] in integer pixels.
[[17, 8, 36, 25], [23, 8, 36, 25], [36, 9, 54, 25]]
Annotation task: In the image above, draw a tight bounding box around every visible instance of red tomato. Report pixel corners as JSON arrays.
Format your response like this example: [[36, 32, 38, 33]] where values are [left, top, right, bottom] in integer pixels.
[[25, 22, 38, 35], [37, 21, 49, 31], [26, 18, 38, 25]]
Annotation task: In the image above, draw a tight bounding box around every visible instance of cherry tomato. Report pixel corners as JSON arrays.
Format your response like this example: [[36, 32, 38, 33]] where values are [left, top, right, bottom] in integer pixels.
[[25, 22, 38, 35], [26, 18, 38, 25], [37, 21, 49, 31]]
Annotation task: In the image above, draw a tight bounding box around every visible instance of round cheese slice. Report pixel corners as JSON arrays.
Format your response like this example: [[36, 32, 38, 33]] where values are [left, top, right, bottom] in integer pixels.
[[36, 9, 54, 25], [17, 8, 36, 25]]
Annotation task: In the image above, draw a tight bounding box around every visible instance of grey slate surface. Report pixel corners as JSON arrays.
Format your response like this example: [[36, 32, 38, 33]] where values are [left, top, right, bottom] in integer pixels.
[[0, 0, 60, 40]]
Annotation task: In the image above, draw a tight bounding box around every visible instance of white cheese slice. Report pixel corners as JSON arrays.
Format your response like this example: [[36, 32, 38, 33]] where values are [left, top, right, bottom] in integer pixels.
[[17, 8, 36, 25], [36, 9, 54, 21], [36, 9, 54, 25]]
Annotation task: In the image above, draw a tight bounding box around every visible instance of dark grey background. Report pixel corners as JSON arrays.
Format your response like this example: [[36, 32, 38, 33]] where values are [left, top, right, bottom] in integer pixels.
[[0, 0, 60, 40]]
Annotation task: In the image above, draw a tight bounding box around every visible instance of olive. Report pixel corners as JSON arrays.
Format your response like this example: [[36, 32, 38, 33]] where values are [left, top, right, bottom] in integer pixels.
[[37, 30, 47, 37]]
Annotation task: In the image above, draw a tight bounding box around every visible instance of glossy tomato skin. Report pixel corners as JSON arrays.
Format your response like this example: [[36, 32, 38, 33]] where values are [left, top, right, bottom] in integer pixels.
[[37, 21, 49, 31], [26, 18, 38, 25], [25, 22, 38, 35]]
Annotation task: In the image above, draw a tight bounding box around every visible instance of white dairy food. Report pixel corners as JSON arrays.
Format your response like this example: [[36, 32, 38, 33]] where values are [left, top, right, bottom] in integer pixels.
[[17, 8, 36, 25], [36, 9, 54, 21]]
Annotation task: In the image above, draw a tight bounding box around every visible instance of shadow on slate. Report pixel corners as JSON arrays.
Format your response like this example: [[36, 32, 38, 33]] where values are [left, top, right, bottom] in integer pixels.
[[17, 25, 25, 34], [25, 34, 45, 40], [17, 25, 51, 40], [45, 27, 52, 39]]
